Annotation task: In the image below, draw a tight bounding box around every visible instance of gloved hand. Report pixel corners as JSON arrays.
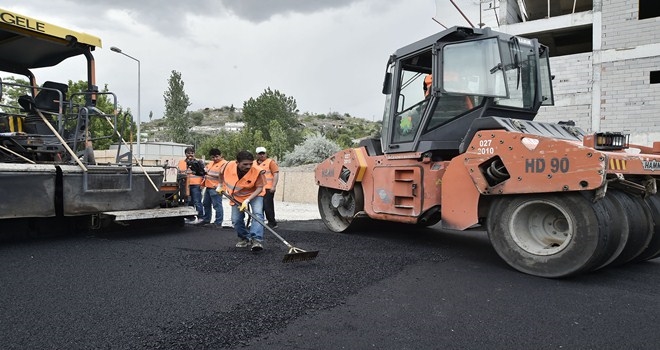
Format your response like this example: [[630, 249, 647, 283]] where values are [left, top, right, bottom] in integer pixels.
[[216, 187, 224, 195], [239, 199, 250, 212]]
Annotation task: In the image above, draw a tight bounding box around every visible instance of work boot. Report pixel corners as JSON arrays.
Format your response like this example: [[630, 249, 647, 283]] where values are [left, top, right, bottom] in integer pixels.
[[235, 239, 250, 248], [250, 240, 263, 252]]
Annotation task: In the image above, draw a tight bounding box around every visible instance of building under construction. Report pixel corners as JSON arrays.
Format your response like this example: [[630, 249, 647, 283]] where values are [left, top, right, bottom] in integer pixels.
[[480, 0, 660, 144]]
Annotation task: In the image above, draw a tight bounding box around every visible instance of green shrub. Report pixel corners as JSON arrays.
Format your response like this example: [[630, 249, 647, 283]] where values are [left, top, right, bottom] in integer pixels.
[[282, 134, 341, 166]]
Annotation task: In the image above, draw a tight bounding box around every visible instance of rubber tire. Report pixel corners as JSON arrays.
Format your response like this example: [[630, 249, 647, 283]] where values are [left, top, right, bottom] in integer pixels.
[[487, 193, 606, 278], [585, 194, 629, 271], [634, 194, 660, 261], [607, 190, 653, 266]]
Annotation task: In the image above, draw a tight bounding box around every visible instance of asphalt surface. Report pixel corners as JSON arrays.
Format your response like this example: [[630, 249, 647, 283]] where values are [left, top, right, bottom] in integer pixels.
[[1, 219, 659, 350]]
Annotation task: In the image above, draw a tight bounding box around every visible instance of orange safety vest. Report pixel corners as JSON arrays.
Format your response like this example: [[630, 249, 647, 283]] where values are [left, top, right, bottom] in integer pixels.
[[222, 161, 266, 204], [178, 159, 204, 186], [254, 158, 278, 190], [202, 159, 227, 188]]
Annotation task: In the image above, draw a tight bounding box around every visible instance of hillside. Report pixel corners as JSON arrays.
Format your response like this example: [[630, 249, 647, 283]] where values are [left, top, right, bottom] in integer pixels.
[[141, 107, 382, 146]]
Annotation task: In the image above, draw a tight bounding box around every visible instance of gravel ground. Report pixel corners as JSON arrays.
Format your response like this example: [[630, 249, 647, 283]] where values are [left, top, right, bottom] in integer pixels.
[[259, 201, 320, 221], [210, 200, 321, 224]]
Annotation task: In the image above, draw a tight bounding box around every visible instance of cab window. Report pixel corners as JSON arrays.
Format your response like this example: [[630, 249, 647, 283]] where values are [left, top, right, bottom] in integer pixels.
[[391, 49, 432, 144]]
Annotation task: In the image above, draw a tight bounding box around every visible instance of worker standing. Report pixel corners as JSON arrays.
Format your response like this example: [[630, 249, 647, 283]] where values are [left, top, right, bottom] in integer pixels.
[[217, 150, 267, 251], [178, 146, 205, 224], [254, 146, 280, 229], [200, 148, 227, 226]]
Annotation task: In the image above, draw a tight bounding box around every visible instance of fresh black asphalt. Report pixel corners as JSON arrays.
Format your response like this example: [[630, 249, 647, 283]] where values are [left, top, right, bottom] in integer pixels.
[[0, 220, 658, 349]]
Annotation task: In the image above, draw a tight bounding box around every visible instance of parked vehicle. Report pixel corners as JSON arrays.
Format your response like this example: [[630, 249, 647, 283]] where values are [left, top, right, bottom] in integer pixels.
[[315, 26, 660, 278], [0, 8, 193, 235]]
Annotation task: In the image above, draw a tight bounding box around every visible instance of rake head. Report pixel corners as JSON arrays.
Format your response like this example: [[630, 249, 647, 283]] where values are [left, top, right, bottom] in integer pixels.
[[283, 247, 319, 263]]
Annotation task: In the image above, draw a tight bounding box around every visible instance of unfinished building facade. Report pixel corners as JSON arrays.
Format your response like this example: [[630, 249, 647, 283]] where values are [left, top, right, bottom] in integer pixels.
[[484, 0, 660, 143]]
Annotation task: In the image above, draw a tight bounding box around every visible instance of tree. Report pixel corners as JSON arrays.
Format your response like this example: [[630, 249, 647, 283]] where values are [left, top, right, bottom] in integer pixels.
[[163, 70, 191, 143], [242, 88, 302, 151], [66, 80, 135, 150], [0, 76, 31, 112], [149, 111, 153, 121], [267, 120, 287, 161]]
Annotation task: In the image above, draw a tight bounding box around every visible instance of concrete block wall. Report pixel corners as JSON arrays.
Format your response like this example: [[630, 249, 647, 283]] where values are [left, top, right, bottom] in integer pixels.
[[539, 52, 660, 138], [274, 168, 318, 204], [499, 0, 660, 145], [599, 0, 660, 141], [536, 53, 593, 129], [600, 56, 660, 132], [601, 0, 660, 50]]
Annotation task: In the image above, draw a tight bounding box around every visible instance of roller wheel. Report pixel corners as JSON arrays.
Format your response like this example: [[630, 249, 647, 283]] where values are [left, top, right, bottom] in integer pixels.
[[634, 194, 660, 261], [607, 190, 653, 266], [584, 193, 629, 271], [318, 185, 364, 233], [487, 193, 609, 278]]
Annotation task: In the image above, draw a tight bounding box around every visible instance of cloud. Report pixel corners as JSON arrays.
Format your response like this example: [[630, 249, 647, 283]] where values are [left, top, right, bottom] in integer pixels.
[[26, 0, 368, 37], [220, 0, 359, 22], [2, 1, 484, 121]]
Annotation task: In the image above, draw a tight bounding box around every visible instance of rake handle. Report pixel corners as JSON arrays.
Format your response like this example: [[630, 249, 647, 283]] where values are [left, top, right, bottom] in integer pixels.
[[220, 191, 294, 248]]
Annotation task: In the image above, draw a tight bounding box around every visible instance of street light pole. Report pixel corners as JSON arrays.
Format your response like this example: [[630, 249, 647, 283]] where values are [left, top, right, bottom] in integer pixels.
[[110, 46, 141, 160]]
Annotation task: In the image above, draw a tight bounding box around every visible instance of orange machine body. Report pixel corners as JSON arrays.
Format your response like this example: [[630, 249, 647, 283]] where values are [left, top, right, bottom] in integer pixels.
[[316, 131, 660, 230]]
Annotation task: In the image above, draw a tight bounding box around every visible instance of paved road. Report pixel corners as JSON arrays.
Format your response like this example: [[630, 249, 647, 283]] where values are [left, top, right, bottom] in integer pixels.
[[0, 220, 658, 349]]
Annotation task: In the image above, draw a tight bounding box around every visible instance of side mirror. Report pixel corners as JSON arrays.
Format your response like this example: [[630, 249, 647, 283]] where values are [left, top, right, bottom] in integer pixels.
[[382, 72, 392, 94]]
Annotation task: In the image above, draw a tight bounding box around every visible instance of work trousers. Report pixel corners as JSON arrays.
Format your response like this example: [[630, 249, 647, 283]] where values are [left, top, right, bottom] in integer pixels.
[[263, 190, 277, 226]]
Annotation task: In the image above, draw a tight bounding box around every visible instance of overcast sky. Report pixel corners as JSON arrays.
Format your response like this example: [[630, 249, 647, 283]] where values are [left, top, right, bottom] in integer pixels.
[[3, 0, 484, 122]]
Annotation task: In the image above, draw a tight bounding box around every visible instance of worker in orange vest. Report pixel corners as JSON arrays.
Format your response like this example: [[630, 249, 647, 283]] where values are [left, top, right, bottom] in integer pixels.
[[217, 150, 267, 251], [178, 146, 205, 224], [254, 146, 280, 229], [423, 74, 433, 98], [431, 72, 475, 108], [200, 148, 228, 226]]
